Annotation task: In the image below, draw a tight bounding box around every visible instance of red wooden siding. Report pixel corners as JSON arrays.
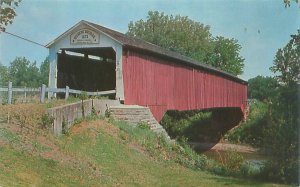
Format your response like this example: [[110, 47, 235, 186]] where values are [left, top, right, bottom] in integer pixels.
[[123, 49, 248, 121]]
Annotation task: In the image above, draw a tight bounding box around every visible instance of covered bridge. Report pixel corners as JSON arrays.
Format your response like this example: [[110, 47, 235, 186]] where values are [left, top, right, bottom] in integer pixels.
[[46, 20, 248, 122]]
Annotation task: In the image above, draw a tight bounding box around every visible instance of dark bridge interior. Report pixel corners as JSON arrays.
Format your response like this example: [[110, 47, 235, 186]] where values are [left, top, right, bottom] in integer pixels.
[[57, 47, 116, 92], [162, 107, 244, 152]]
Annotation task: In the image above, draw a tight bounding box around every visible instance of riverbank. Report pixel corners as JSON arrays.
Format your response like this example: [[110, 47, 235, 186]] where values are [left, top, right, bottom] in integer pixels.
[[189, 142, 259, 153], [189, 142, 267, 168]]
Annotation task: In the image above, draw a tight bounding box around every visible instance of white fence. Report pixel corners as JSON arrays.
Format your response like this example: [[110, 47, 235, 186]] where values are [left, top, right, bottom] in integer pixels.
[[0, 82, 116, 104]]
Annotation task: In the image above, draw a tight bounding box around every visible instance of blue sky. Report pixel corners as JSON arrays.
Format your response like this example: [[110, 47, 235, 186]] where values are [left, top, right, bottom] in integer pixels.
[[0, 0, 299, 80]]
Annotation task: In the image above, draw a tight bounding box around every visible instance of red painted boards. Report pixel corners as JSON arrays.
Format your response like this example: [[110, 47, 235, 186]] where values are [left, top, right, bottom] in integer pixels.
[[123, 48, 247, 121]]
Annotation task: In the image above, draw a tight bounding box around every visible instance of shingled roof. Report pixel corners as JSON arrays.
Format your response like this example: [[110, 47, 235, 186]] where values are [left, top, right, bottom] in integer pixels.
[[48, 20, 247, 84]]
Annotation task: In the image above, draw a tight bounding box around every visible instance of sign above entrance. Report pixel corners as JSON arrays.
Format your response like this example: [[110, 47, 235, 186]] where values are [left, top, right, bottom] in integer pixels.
[[70, 29, 100, 45]]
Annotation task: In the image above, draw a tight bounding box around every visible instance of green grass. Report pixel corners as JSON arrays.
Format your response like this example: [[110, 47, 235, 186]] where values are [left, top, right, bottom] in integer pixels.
[[0, 128, 20, 144], [0, 116, 290, 186], [0, 146, 85, 187]]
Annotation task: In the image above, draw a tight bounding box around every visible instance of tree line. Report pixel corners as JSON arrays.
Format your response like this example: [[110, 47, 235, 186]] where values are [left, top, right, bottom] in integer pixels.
[[0, 57, 49, 87]]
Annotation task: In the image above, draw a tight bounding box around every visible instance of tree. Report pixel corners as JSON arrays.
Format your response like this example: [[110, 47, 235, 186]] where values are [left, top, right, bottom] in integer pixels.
[[205, 36, 245, 75], [261, 29, 300, 184], [0, 0, 21, 32], [127, 11, 245, 76], [8, 57, 40, 87], [39, 56, 50, 85], [270, 30, 300, 86], [248, 76, 279, 101], [127, 11, 213, 63], [0, 62, 9, 85], [1, 57, 49, 87]]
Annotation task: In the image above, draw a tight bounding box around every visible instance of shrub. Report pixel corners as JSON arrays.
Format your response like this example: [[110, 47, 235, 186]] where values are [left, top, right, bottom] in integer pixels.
[[80, 91, 88, 100], [220, 150, 245, 173], [137, 121, 150, 130], [205, 150, 245, 177], [91, 106, 97, 116], [258, 86, 299, 184], [40, 114, 54, 129], [177, 138, 208, 170], [260, 158, 298, 184], [104, 109, 111, 118], [259, 116, 299, 184], [240, 161, 263, 177]]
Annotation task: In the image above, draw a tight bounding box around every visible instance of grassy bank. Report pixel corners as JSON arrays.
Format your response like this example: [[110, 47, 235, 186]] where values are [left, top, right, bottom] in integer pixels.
[[0, 104, 290, 186]]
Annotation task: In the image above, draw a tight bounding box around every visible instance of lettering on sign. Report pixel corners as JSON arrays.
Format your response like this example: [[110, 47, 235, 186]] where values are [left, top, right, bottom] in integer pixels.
[[70, 29, 100, 45]]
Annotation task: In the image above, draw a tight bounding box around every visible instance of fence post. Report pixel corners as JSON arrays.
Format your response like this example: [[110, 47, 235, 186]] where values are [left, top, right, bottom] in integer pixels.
[[0, 87, 2, 105], [65, 86, 69, 100], [24, 86, 27, 103], [8, 81, 12, 105], [40, 84, 46, 103]]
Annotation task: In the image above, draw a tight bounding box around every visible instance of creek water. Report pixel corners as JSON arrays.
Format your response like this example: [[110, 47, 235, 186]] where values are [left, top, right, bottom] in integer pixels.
[[190, 142, 268, 167]]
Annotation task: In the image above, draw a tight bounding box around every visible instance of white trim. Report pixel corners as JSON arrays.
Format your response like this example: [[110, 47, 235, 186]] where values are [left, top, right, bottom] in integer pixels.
[[46, 20, 123, 48]]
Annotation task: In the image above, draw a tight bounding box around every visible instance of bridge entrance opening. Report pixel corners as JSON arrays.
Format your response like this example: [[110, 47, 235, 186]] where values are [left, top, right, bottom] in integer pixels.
[[57, 47, 116, 97]]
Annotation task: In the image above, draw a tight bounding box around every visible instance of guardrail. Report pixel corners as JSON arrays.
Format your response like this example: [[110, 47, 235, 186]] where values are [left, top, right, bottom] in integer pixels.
[[0, 81, 116, 104]]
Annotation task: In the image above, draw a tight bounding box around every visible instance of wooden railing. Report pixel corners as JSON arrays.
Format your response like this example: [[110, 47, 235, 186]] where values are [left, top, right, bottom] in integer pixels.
[[0, 82, 116, 104]]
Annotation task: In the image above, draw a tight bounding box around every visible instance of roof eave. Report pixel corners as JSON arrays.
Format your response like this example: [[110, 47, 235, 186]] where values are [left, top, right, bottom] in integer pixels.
[[83, 21, 124, 46]]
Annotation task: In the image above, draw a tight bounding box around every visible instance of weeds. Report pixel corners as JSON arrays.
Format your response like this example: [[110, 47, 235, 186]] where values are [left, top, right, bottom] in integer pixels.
[[85, 114, 101, 121], [114, 121, 208, 170], [91, 106, 97, 116], [62, 118, 69, 135], [45, 96, 81, 108], [137, 121, 150, 130], [40, 114, 54, 129], [104, 108, 111, 118], [73, 118, 84, 125], [0, 104, 47, 133], [217, 149, 245, 173], [32, 140, 52, 152]]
